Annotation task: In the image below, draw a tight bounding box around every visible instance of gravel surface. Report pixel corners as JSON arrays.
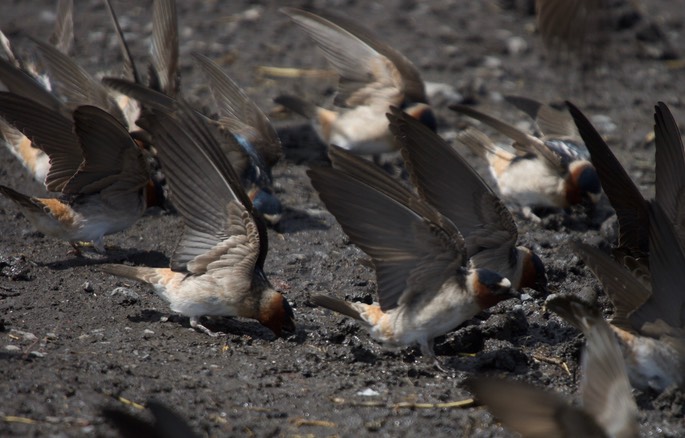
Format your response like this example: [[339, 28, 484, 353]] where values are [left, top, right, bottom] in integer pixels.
[[1, 0, 684, 436]]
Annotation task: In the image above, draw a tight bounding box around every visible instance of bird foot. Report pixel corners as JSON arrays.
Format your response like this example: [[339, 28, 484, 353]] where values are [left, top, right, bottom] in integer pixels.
[[190, 317, 225, 337], [431, 357, 449, 373], [521, 207, 542, 223]]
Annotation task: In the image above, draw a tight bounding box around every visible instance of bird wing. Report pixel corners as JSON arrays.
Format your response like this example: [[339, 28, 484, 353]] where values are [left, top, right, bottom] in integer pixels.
[[567, 101, 649, 256], [194, 53, 282, 168], [0, 92, 81, 192], [505, 95, 581, 143], [580, 304, 639, 438], [388, 108, 519, 272], [632, 202, 685, 330], [450, 103, 565, 172], [0, 56, 63, 111], [654, 102, 685, 247], [103, 0, 141, 84], [309, 147, 465, 312], [49, 0, 73, 55], [281, 7, 407, 109], [62, 105, 148, 196], [138, 101, 265, 275], [101, 77, 255, 198], [571, 241, 651, 332], [466, 377, 607, 438], [149, 0, 179, 96], [32, 39, 128, 125]]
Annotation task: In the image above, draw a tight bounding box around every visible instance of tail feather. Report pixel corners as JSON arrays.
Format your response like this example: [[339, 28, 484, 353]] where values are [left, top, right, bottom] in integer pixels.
[[101, 263, 165, 285], [311, 294, 363, 321], [0, 185, 42, 211], [275, 95, 318, 119]]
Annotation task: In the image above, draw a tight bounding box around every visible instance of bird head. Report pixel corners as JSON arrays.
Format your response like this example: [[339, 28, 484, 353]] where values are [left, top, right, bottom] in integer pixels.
[[518, 248, 549, 294], [258, 289, 296, 337], [567, 160, 602, 205], [470, 268, 515, 310]]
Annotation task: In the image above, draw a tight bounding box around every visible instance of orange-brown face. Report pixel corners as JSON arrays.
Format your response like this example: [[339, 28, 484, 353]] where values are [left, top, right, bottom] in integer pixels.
[[472, 269, 514, 310], [259, 292, 296, 337], [403, 103, 437, 133], [518, 250, 548, 294], [565, 161, 601, 206]]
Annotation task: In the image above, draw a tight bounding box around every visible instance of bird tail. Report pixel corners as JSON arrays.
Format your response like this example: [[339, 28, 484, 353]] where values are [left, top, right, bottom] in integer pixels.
[[274, 95, 318, 119], [0, 184, 43, 211], [101, 264, 165, 285], [311, 294, 364, 321]]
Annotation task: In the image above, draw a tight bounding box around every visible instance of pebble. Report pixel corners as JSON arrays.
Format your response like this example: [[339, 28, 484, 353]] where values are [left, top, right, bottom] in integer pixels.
[[30, 351, 46, 358], [110, 287, 140, 304], [5, 345, 20, 352], [506, 36, 528, 55], [82, 281, 94, 293], [482, 56, 502, 69], [11, 329, 37, 342], [356, 388, 380, 397], [590, 114, 618, 134]]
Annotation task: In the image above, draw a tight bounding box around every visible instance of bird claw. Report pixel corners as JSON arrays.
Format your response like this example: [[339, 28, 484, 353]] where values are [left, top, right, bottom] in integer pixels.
[[432, 357, 449, 373]]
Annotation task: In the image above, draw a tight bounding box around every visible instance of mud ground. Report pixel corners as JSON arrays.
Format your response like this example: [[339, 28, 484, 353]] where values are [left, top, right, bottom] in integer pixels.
[[1, 0, 684, 436]]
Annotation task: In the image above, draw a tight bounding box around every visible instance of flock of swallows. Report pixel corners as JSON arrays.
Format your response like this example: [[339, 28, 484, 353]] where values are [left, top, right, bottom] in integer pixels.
[[0, 0, 683, 436]]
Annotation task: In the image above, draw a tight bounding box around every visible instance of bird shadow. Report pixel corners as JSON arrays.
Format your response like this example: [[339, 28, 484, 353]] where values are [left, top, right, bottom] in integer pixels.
[[272, 206, 330, 234], [276, 124, 329, 165], [42, 249, 170, 271], [126, 312, 283, 342]]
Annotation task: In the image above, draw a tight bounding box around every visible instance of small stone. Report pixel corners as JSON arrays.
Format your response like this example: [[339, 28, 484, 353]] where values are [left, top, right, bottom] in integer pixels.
[[45, 332, 58, 340], [356, 388, 379, 397], [82, 281, 94, 293], [520, 293, 532, 301], [482, 56, 502, 69], [506, 36, 528, 55], [110, 287, 140, 305], [30, 351, 46, 358], [11, 329, 37, 342], [5, 345, 20, 352]]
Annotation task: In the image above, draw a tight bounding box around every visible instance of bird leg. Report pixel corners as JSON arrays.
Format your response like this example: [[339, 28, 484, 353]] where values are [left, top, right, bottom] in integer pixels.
[[68, 242, 84, 257], [420, 340, 448, 372], [190, 316, 225, 337]]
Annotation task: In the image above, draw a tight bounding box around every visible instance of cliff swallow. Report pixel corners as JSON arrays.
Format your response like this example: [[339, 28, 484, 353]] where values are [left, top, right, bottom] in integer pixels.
[[193, 53, 283, 225], [275, 7, 436, 155], [101, 101, 295, 337], [103, 66, 284, 226], [0, 0, 73, 184], [0, 94, 149, 254], [102, 399, 200, 438], [386, 107, 547, 293], [571, 202, 685, 392], [470, 294, 638, 438], [450, 103, 601, 218], [567, 101, 685, 280], [308, 145, 514, 367]]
